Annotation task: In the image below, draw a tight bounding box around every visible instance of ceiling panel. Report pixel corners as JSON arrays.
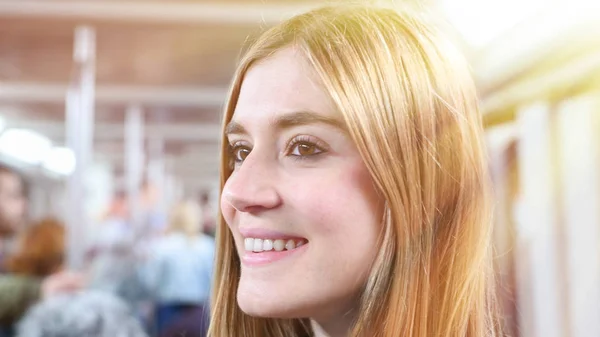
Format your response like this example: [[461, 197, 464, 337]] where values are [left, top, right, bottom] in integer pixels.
[[0, 16, 261, 86]]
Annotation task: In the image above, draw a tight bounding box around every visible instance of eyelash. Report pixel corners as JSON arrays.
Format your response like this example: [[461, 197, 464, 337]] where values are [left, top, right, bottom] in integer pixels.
[[285, 136, 327, 161], [227, 135, 328, 168], [227, 141, 250, 169]]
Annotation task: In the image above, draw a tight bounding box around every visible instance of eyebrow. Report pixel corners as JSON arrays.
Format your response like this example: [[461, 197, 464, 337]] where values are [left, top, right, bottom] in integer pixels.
[[224, 111, 346, 137]]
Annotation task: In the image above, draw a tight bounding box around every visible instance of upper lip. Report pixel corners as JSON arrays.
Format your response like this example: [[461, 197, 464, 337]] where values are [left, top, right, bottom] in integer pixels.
[[239, 227, 307, 240]]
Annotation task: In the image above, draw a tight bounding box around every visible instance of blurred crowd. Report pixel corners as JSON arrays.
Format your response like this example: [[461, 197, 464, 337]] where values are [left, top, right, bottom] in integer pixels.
[[0, 164, 216, 337]]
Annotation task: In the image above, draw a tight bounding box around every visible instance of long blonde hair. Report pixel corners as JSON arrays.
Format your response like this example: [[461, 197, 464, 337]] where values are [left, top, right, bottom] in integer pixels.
[[210, 3, 501, 337]]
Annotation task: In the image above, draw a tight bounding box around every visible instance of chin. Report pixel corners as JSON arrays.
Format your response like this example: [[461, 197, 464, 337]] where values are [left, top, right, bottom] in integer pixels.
[[237, 292, 296, 318], [237, 283, 309, 319]]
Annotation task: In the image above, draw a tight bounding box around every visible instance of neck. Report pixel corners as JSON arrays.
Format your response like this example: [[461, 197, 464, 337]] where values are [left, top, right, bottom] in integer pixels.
[[310, 310, 356, 337]]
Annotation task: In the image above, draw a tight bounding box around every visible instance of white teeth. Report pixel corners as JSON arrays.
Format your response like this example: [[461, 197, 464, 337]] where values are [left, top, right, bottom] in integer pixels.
[[244, 238, 253, 251], [244, 237, 306, 252], [253, 239, 263, 252], [263, 239, 273, 251], [273, 240, 285, 251]]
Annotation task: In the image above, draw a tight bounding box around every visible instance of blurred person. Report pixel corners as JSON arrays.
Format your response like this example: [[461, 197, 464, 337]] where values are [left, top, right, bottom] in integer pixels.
[[15, 290, 148, 337], [88, 185, 163, 256], [0, 271, 85, 335], [85, 191, 151, 331], [139, 180, 168, 237], [0, 165, 84, 335], [6, 218, 65, 278], [91, 190, 133, 253], [210, 3, 502, 337], [199, 191, 216, 237], [86, 190, 135, 293], [2, 217, 66, 334], [0, 164, 27, 264], [139, 200, 214, 337]]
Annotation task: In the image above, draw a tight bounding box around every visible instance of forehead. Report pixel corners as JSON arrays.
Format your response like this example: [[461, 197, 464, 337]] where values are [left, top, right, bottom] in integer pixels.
[[233, 47, 338, 123]]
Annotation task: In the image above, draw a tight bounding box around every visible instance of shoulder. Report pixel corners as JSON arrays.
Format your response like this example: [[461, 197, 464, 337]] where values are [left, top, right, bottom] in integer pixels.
[[0, 275, 40, 289]]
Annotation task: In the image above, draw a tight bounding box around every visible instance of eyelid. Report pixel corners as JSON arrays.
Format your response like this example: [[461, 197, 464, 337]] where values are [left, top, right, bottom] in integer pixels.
[[284, 135, 329, 154], [226, 139, 252, 169], [227, 140, 248, 156], [229, 139, 249, 147]]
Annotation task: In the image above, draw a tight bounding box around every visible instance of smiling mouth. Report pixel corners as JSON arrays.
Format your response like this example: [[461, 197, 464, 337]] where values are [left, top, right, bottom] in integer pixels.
[[244, 238, 308, 253]]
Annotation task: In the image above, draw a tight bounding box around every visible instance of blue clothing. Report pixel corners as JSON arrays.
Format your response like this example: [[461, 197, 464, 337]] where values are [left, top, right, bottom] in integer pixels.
[[140, 233, 214, 305], [155, 302, 209, 337]]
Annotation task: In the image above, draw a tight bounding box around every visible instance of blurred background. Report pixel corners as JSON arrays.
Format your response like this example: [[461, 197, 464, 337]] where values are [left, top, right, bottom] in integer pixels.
[[0, 0, 598, 336]]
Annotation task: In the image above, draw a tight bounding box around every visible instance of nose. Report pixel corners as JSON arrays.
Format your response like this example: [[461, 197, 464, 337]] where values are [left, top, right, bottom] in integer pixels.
[[222, 154, 282, 213]]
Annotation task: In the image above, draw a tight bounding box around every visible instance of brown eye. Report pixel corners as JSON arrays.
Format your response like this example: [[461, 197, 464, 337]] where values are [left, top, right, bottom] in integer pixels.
[[234, 147, 251, 162], [229, 144, 251, 166], [289, 142, 323, 157]]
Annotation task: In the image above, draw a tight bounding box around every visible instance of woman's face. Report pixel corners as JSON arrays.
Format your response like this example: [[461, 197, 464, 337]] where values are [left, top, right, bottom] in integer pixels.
[[221, 47, 384, 322]]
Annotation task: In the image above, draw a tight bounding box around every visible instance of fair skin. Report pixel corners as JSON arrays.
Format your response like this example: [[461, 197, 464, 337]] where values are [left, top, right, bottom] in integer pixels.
[[221, 47, 384, 337], [41, 270, 87, 299], [0, 171, 27, 236]]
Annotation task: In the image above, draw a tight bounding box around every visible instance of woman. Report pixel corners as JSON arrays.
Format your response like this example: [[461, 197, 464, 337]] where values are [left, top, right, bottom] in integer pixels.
[[210, 3, 501, 337], [7, 218, 65, 278], [140, 201, 214, 336], [1, 218, 66, 335]]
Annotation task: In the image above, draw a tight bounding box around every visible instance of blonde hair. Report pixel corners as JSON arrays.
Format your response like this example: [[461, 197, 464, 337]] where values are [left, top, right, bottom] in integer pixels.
[[167, 201, 202, 237], [210, 3, 501, 337]]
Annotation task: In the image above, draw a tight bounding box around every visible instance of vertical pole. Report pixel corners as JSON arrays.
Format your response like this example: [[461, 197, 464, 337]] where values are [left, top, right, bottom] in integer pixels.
[[515, 102, 565, 337], [66, 26, 95, 270], [557, 96, 600, 337], [148, 137, 165, 204], [125, 105, 144, 238]]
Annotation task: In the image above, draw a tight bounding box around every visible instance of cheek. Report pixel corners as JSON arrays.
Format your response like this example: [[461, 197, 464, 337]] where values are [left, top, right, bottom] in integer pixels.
[[290, 163, 383, 242]]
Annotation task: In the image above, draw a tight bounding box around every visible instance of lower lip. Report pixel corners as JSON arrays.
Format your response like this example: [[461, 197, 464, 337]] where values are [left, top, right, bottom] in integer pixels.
[[241, 243, 309, 267]]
